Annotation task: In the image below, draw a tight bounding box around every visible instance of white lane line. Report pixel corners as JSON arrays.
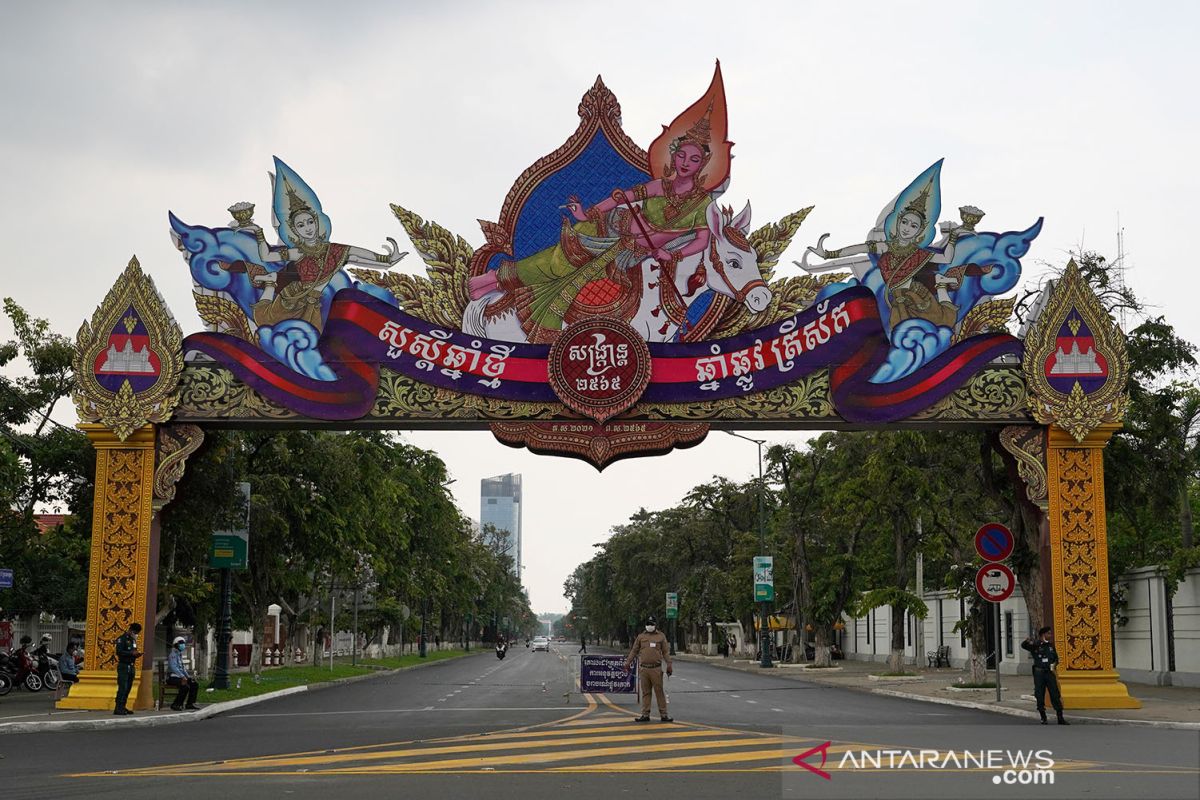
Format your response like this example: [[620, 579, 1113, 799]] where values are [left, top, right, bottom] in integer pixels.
[[703, 686, 712, 689], [729, 694, 740, 698], [771, 708, 784, 712], [746, 700, 758, 704]]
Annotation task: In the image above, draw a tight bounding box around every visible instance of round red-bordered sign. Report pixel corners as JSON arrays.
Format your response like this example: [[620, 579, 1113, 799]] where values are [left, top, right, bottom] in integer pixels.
[[974, 523, 1015, 563], [975, 563, 1015, 603], [547, 318, 651, 423]]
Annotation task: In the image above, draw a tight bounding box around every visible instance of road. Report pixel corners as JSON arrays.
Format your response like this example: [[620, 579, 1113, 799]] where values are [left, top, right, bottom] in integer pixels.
[[0, 644, 1196, 799]]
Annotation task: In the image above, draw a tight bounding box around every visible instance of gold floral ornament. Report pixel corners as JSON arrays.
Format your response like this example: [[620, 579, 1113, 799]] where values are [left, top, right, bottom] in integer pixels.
[[349, 204, 474, 329], [1022, 258, 1128, 441], [73, 256, 184, 440]]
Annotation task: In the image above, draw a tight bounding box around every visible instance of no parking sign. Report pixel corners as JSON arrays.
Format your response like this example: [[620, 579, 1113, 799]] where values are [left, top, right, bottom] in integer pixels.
[[974, 523, 1014, 563]]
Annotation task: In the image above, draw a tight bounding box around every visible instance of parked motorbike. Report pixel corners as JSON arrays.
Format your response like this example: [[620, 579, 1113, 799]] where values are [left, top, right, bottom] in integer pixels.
[[1, 637, 44, 691], [31, 634, 60, 691], [0, 670, 11, 697]]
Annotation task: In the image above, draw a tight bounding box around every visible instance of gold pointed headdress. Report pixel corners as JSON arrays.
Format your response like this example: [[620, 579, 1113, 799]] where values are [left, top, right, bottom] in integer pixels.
[[670, 101, 713, 156], [281, 175, 314, 225], [902, 182, 933, 222]]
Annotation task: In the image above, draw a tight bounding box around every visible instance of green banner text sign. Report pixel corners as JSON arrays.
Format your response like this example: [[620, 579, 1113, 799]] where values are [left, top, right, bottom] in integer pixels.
[[753, 556, 774, 602], [665, 592, 679, 619], [209, 482, 250, 569]]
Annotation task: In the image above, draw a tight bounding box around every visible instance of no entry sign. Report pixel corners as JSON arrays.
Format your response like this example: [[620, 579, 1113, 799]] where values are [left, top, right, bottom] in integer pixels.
[[976, 563, 1015, 603], [974, 523, 1014, 563]]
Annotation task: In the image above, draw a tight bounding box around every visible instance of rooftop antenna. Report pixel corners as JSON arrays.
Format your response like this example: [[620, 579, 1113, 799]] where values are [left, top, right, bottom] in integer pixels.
[[1115, 213, 1128, 331]]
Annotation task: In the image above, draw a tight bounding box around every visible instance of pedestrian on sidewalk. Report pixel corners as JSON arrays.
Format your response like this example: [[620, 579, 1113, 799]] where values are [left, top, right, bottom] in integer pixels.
[[624, 615, 672, 723], [113, 622, 142, 716], [167, 637, 201, 711], [579, 634, 587, 654], [1021, 626, 1069, 725]]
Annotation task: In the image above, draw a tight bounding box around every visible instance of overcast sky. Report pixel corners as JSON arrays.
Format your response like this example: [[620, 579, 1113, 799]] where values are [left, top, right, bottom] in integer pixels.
[[2, 2, 1196, 614]]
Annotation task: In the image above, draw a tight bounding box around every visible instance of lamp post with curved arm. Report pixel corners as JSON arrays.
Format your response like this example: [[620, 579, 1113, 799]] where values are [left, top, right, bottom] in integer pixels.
[[726, 431, 774, 668]]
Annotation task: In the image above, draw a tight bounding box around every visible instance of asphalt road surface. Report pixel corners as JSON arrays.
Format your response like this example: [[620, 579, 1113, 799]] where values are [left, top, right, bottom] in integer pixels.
[[1, 644, 1196, 799]]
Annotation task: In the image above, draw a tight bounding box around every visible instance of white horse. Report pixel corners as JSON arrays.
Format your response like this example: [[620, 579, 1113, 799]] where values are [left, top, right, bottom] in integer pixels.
[[463, 201, 771, 343]]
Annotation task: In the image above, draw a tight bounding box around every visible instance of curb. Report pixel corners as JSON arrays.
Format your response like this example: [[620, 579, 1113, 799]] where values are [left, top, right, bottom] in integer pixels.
[[0, 651, 481, 735], [676, 653, 1200, 730]]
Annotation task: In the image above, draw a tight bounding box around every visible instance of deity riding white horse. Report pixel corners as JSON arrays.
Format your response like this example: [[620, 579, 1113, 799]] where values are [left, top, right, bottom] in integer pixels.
[[463, 202, 771, 343]]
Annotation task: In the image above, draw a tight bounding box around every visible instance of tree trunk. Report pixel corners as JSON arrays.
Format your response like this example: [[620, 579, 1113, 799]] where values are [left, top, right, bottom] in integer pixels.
[[889, 608, 906, 673], [968, 601, 990, 684], [1181, 483, 1195, 549], [813, 625, 833, 668]]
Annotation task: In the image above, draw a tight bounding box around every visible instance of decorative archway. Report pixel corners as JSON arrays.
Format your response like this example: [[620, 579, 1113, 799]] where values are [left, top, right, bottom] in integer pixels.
[[62, 65, 1137, 711]]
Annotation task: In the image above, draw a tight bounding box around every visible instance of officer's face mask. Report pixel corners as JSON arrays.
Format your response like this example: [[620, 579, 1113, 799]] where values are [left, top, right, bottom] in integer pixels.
[[177, 643, 186, 651], [645, 625, 655, 633]]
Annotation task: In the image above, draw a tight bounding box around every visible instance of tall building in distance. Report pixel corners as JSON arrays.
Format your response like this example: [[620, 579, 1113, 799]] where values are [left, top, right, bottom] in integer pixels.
[[481, 473, 522, 579]]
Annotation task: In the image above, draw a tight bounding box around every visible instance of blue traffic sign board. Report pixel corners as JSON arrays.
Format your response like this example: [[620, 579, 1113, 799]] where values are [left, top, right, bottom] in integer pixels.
[[975, 523, 1014, 563], [0, 568, 12, 589]]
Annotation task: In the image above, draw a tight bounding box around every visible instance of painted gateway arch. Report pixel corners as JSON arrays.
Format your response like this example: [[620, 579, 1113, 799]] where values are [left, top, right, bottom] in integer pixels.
[[65, 65, 1137, 711]]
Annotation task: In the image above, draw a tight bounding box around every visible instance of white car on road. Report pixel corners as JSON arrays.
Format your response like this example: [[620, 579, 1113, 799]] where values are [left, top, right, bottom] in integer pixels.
[[532, 636, 551, 652]]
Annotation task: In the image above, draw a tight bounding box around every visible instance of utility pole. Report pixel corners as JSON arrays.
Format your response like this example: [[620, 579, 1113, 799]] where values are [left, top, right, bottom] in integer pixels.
[[727, 431, 774, 668]]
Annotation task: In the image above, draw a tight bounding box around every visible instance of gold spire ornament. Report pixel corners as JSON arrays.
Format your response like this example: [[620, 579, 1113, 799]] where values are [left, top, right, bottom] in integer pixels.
[[73, 256, 184, 441], [1022, 259, 1129, 442]]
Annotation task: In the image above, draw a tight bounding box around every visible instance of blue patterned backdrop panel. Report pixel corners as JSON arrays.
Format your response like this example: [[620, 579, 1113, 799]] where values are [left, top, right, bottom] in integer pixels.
[[486, 131, 650, 271]]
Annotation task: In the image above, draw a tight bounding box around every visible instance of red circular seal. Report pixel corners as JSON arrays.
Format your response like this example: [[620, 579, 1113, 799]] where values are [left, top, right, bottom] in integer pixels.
[[548, 318, 651, 423]]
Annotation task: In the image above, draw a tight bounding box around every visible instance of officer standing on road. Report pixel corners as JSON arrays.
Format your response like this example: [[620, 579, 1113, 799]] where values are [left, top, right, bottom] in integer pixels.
[[1021, 626, 1069, 725], [625, 615, 672, 722], [113, 621, 142, 716]]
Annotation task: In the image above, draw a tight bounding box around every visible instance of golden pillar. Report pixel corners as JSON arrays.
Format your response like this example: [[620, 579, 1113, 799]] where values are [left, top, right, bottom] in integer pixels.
[[61, 256, 184, 711], [1046, 424, 1139, 707], [57, 425, 158, 711]]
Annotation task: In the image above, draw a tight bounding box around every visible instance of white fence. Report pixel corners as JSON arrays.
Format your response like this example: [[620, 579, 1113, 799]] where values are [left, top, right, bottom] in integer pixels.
[[836, 564, 1200, 686]]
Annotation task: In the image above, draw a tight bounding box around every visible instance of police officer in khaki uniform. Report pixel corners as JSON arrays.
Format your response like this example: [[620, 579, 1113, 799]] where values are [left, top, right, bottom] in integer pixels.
[[625, 615, 673, 722]]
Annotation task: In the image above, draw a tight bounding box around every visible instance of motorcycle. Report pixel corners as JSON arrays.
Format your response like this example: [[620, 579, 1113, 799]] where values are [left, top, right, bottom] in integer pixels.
[[0, 670, 11, 697], [31, 635, 60, 691], [1, 638, 44, 692], [495, 641, 508, 660]]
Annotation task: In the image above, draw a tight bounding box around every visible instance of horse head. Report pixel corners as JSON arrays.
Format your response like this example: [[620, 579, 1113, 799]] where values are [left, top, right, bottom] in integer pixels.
[[705, 201, 771, 314]]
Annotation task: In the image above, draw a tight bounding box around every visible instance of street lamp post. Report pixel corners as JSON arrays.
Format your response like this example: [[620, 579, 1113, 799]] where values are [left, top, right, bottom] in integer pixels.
[[727, 431, 774, 668]]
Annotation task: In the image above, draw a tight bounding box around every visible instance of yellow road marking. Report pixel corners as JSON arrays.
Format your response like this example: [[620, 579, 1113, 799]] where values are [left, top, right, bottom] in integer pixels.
[[92, 727, 756, 776], [553, 747, 792, 772], [300, 736, 794, 773]]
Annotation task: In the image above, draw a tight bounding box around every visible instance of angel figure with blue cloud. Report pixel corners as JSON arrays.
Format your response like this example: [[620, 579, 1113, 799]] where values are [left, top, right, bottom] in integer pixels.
[[241, 172, 406, 333], [798, 159, 1042, 382], [171, 156, 406, 381]]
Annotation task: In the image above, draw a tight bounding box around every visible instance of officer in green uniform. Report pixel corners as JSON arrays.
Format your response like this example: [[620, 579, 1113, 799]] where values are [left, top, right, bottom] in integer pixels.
[[113, 622, 142, 715], [1021, 625, 1069, 725]]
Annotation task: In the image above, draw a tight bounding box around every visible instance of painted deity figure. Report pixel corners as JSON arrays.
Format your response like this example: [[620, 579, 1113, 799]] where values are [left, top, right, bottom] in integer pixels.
[[467, 115, 719, 343], [242, 179, 406, 332], [805, 184, 982, 330]]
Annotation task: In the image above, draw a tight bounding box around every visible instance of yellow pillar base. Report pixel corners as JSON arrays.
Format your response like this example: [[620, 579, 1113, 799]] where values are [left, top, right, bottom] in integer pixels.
[[1058, 669, 1142, 709], [55, 669, 147, 711]]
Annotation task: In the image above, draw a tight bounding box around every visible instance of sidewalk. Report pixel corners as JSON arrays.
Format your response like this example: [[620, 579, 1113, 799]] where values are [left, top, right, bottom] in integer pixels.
[[674, 653, 1200, 730], [0, 650, 483, 735]]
